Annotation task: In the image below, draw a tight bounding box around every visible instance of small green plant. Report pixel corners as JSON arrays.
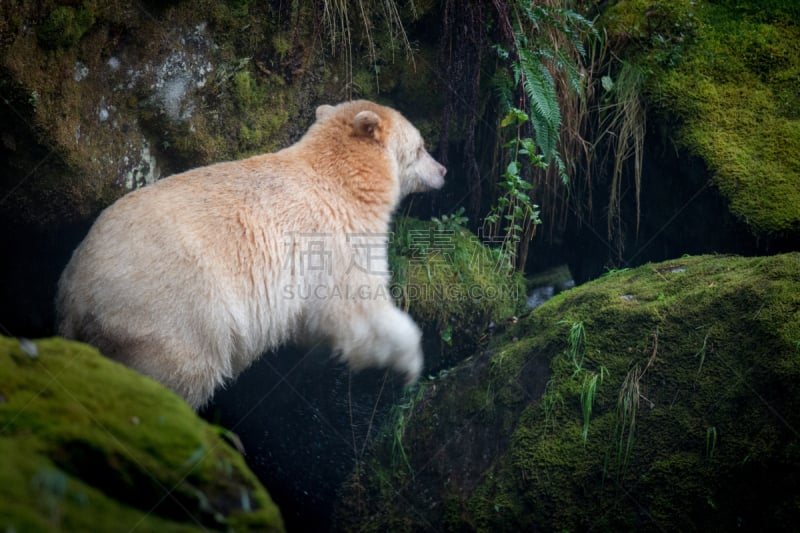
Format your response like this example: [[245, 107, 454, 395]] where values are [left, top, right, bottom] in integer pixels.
[[440, 324, 453, 345], [563, 320, 587, 373], [431, 207, 468, 232], [612, 329, 658, 474], [601, 267, 631, 278], [614, 364, 640, 471], [580, 366, 608, 444], [390, 410, 412, 476], [541, 378, 564, 435], [385, 382, 428, 479], [483, 109, 544, 272], [37, 5, 95, 49], [492, 5, 594, 168], [695, 328, 712, 377], [553, 319, 609, 443], [486, 3, 594, 272], [706, 426, 718, 459]]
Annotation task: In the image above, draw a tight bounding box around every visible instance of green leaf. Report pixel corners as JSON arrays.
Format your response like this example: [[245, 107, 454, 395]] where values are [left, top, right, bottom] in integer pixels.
[[440, 324, 453, 345], [506, 161, 520, 177], [520, 138, 537, 157], [500, 107, 529, 128]]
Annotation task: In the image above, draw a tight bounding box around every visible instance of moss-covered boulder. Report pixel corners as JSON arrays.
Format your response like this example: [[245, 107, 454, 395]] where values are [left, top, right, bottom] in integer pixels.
[[390, 216, 526, 372], [0, 336, 283, 532], [603, 0, 800, 238], [334, 253, 800, 531]]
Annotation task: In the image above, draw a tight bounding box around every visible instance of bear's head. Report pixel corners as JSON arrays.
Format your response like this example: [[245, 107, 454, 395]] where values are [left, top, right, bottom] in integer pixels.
[[315, 101, 446, 198]]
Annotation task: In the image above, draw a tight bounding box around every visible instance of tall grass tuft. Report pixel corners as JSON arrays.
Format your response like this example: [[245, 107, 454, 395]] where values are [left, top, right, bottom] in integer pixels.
[[613, 329, 658, 474], [566, 320, 587, 373], [542, 377, 564, 435], [581, 366, 608, 444], [706, 426, 718, 459], [595, 61, 646, 250]]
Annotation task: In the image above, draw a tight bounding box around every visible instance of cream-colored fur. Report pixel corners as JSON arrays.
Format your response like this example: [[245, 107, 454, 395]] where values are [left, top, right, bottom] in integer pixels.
[[56, 100, 446, 409]]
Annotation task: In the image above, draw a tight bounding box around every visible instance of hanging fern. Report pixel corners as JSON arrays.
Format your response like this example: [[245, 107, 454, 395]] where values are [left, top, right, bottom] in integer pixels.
[[485, 1, 595, 271], [514, 47, 561, 163], [490, 60, 515, 113], [502, 3, 594, 166]]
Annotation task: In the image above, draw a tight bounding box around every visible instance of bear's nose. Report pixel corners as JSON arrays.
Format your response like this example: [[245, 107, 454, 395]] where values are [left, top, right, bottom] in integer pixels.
[[437, 162, 447, 177]]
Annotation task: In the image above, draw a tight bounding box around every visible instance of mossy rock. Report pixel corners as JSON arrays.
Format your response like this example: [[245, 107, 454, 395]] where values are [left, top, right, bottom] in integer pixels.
[[0, 336, 283, 532], [334, 253, 800, 531], [390, 217, 526, 372], [603, 0, 800, 237]]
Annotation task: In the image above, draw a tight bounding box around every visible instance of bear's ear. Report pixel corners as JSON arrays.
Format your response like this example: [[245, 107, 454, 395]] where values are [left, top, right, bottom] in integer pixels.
[[316, 105, 335, 120], [353, 110, 382, 139]]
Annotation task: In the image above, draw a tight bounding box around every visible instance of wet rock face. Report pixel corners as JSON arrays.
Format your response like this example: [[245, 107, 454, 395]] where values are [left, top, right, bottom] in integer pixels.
[[563, 136, 793, 284], [1, 12, 223, 225], [1, 9, 224, 337]]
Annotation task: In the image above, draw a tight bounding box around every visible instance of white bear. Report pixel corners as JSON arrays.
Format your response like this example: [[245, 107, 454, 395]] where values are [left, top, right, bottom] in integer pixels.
[[56, 100, 446, 409]]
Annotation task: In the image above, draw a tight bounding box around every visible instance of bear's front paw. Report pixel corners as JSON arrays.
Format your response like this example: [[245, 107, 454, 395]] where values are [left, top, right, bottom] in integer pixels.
[[331, 304, 425, 383], [394, 345, 423, 386], [380, 310, 423, 384]]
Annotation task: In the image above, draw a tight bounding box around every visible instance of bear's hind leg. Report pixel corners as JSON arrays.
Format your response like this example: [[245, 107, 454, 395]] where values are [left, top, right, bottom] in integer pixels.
[[122, 339, 227, 410], [84, 327, 226, 410]]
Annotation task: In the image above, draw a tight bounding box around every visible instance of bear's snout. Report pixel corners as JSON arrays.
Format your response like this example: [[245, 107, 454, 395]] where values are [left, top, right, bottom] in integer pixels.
[[435, 161, 447, 181], [428, 160, 446, 190]]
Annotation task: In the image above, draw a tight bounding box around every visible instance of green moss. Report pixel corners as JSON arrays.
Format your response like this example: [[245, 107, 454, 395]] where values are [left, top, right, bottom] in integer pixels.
[[0, 336, 283, 532], [335, 253, 800, 531], [38, 4, 95, 49], [225, 0, 254, 13], [351, 68, 380, 100], [143, 60, 294, 171], [711, 0, 800, 19], [604, 1, 800, 235], [271, 33, 291, 59], [230, 68, 291, 155], [390, 217, 526, 369]]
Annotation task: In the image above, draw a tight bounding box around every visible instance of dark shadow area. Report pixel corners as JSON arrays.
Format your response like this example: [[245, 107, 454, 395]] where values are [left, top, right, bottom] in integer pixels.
[[561, 127, 797, 283], [0, 214, 95, 337], [200, 345, 407, 533]]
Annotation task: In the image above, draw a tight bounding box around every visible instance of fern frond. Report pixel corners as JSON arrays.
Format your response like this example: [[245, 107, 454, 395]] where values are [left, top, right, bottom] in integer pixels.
[[491, 69, 515, 112], [555, 48, 586, 98], [516, 48, 561, 161]]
